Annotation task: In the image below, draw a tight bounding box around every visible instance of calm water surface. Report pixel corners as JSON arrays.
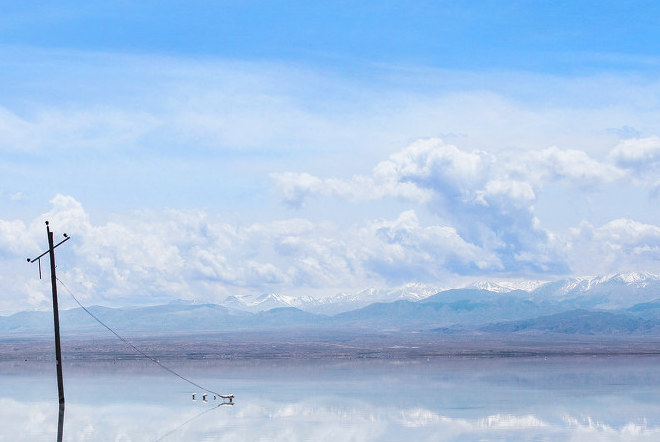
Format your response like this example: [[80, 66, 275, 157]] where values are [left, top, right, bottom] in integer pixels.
[[1, 355, 659, 441]]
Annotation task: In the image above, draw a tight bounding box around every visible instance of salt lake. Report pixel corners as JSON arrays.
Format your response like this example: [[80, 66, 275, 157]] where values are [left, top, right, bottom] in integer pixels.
[[1, 355, 660, 441]]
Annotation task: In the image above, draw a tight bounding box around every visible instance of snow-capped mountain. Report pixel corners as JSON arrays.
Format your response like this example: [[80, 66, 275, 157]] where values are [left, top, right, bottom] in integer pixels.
[[529, 272, 660, 309], [466, 280, 548, 293], [221, 293, 309, 313], [219, 283, 443, 315], [217, 273, 660, 315], [463, 272, 660, 309]]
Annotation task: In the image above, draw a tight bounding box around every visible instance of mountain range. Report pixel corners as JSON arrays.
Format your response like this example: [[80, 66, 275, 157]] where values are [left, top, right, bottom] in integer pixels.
[[219, 282, 441, 315], [3, 272, 660, 338], [217, 272, 660, 314]]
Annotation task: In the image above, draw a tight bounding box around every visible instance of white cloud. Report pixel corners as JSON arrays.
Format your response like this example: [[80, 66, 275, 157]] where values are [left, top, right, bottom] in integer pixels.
[[479, 413, 548, 429], [274, 139, 625, 273], [566, 218, 660, 275], [358, 210, 503, 278], [505, 146, 623, 188], [270, 171, 431, 209], [0, 105, 160, 154], [273, 138, 624, 209], [0, 195, 534, 313], [0, 219, 38, 257], [271, 136, 660, 280], [608, 136, 660, 175]]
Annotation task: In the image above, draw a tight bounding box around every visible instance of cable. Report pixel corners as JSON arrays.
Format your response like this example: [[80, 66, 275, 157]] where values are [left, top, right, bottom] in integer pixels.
[[56, 277, 234, 400]]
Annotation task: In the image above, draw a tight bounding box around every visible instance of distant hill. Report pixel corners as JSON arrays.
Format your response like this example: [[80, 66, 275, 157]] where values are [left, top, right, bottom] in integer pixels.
[[2, 299, 660, 339], [0, 303, 326, 336], [481, 309, 660, 335], [334, 295, 556, 329]]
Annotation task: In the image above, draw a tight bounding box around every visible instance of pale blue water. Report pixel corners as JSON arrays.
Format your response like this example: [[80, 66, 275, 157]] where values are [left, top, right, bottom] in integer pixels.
[[1, 355, 659, 441]]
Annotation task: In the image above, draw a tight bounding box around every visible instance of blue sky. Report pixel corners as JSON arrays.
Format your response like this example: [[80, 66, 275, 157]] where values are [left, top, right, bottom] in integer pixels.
[[3, 1, 659, 71], [1, 1, 660, 313]]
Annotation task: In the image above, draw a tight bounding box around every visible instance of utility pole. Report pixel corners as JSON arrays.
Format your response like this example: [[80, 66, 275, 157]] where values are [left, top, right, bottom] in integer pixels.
[[27, 221, 70, 406]]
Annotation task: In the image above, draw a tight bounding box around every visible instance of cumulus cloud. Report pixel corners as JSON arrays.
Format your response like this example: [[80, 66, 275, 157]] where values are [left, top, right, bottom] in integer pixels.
[[566, 218, 660, 275], [0, 195, 501, 312], [3, 182, 660, 312], [608, 136, 660, 175], [504, 146, 623, 188], [357, 210, 503, 279], [275, 138, 625, 210], [271, 137, 660, 279], [0, 219, 39, 257], [0, 194, 552, 312], [275, 139, 616, 273], [270, 172, 431, 209]]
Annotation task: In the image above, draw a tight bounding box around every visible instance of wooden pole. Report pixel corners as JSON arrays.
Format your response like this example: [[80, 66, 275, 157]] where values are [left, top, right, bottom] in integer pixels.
[[47, 221, 65, 406]]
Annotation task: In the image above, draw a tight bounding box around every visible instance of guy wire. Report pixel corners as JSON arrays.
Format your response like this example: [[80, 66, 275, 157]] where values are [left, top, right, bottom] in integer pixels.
[[55, 277, 230, 399]]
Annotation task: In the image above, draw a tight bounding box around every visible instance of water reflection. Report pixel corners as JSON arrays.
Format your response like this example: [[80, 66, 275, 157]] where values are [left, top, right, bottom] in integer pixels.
[[2, 356, 660, 442], [153, 402, 232, 442]]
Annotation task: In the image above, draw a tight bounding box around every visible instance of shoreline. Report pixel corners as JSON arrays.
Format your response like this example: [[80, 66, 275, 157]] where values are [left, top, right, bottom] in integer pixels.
[[3, 332, 660, 361]]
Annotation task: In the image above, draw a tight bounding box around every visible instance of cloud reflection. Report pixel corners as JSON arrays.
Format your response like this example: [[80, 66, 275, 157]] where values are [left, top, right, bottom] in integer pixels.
[[4, 397, 660, 442]]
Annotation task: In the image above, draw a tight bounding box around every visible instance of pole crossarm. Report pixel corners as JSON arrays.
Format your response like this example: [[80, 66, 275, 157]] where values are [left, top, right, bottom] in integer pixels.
[[27, 234, 70, 263]]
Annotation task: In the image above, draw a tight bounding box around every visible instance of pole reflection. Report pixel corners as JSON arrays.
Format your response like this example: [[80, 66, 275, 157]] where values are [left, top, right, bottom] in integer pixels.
[[57, 404, 65, 442]]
